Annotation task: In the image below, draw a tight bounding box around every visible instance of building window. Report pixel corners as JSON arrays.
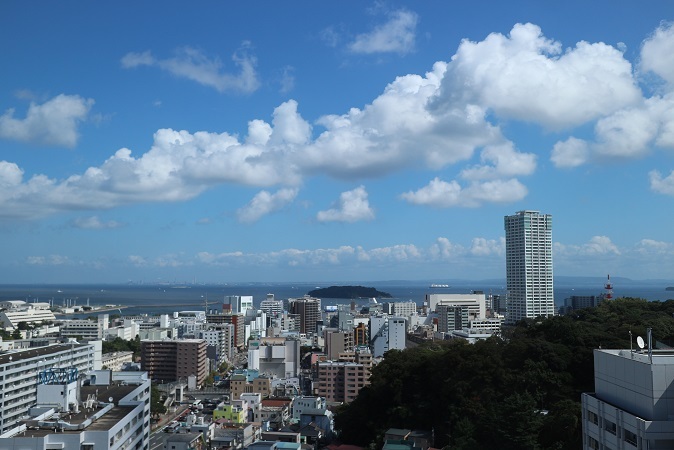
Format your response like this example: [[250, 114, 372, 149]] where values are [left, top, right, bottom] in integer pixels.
[[587, 410, 598, 425], [604, 419, 617, 435], [624, 430, 638, 447]]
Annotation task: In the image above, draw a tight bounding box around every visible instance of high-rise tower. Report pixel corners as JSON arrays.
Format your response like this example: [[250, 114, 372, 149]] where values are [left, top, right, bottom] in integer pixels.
[[504, 210, 554, 324]]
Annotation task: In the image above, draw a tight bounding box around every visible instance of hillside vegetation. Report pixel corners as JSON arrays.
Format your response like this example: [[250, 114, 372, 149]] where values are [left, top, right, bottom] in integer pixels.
[[335, 297, 674, 450]]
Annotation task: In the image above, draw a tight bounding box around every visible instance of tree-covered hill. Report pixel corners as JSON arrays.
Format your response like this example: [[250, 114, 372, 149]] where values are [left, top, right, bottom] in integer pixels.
[[308, 285, 392, 299], [334, 297, 674, 450]]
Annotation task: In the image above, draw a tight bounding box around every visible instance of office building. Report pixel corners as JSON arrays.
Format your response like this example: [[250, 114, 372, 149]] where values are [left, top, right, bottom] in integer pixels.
[[140, 338, 208, 385], [0, 369, 151, 450], [224, 295, 254, 315], [582, 346, 674, 449], [0, 342, 99, 434], [425, 293, 486, 318], [0, 301, 56, 330], [504, 210, 554, 324], [59, 314, 109, 340]]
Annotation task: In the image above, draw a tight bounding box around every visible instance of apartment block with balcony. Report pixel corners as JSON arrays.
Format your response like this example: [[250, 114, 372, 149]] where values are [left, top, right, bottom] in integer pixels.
[[140, 339, 208, 385]]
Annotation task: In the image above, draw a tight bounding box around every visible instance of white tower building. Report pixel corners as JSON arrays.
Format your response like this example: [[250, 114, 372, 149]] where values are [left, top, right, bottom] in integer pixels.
[[504, 210, 554, 324]]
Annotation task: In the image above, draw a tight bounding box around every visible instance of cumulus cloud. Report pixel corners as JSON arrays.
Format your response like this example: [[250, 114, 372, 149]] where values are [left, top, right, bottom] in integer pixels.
[[551, 137, 590, 168], [349, 8, 418, 55], [6, 22, 672, 220], [0, 94, 93, 147], [121, 44, 260, 94], [71, 216, 124, 229], [459, 143, 536, 180], [641, 22, 674, 85], [649, 169, 674, 196], [555, 236, 621, 256], [436, 23, 641, 129], [317, 186, 375, 223], [400, 177, 527, 208], [237, 188, 299, 223]]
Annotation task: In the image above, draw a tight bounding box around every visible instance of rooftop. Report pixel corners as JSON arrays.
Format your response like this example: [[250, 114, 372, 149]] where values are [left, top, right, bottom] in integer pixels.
[[0, 343, 90, 365]]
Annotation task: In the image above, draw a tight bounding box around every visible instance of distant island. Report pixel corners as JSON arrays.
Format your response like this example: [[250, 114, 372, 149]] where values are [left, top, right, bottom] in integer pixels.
[[308, 285, 393, 299]]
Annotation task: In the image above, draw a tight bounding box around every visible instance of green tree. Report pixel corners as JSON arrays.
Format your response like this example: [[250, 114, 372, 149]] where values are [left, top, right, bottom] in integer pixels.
[[150, 383, 167, 418]]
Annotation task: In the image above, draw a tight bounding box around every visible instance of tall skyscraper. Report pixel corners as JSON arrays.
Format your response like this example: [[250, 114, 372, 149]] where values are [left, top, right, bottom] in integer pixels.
[[504, 210, 554, 324]]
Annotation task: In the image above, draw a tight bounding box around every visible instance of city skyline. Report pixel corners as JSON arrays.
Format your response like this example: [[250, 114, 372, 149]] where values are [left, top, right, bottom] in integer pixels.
[[1, 2, 674, 283]]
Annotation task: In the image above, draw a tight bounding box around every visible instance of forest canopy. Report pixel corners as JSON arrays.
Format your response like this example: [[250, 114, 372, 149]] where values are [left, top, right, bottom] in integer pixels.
[[334, 297, 674, 450]]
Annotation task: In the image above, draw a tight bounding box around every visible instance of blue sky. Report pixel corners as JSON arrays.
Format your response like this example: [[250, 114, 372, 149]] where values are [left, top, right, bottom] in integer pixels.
[[1, 1, 673, 284]]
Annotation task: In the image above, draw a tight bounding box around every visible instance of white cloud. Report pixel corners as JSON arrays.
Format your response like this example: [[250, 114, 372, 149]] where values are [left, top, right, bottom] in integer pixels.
[[349, 9, 418, 55], [470, 237, 505, 256], [400, 177, 527, 208], [641, 22, 674, 85], [317, 186, 375, 223], [635, 239, 673, 255], [237, 188, 298, 223], [71, 216, 124, 229], [429, 237, 465, 260], [0, 94, 93, 147], [460, 143, 536, 180], [649, 169, 674, 196], [437, 23, 641, 129], [551, 137, 590, 168], [121, 44, 260, 94], [554, 236, 621, 256]]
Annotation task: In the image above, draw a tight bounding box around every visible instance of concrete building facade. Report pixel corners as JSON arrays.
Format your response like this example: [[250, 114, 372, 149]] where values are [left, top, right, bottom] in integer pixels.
[[140, 338, 208, 385], [582, 347, 674, 449]]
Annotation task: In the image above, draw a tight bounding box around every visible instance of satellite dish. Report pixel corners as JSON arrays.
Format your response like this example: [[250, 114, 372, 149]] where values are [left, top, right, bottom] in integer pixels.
[[108, 397, 113, 403], [637, 336, 645, 349]]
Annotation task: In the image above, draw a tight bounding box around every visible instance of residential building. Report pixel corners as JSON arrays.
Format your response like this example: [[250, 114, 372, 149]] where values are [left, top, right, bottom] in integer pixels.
[[0, 369, 151, 450], [101, 350, 134, 371], [504, 210, 554, 324], [230, 370, 272, 400], [59, 314, 109, 340], [314, 348, 372, 403], [199, 326, 234, 364], [324, 329, 354, 360], [289, 296, 321, 335], [354, 323, 368, 346], [582, 346, 674, 449], [370, 316, 407, 358], [291, 396, 327, 421], [140, 338, 208, 385], [391, 301, 417, 318], [0, 342, 99, 434]]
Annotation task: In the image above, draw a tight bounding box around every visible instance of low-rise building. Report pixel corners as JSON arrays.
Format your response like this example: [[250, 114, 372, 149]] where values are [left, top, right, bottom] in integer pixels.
[[0, 370, 151, 450]]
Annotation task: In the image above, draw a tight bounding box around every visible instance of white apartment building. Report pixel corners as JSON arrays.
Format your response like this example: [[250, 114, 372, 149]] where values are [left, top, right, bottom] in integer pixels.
[[0, 301, 56, 330], [425, 293, 486, 318], [391, 301, 417, 318], [199, 326, 234, 364], [101, 351, 134, 371], [504, 210, 555, 324], [582, 346, 674, 450], [291, 396, 327, 421], [370, 316, 407, 358], [260, 296, 284, 318], [0, 370, 151, 450], [59, 314, 109, 340], [0, 342, 100, 434]]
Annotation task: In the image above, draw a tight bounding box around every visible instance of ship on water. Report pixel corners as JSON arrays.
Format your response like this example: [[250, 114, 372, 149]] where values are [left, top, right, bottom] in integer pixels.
[[429, 283, 450, 288]]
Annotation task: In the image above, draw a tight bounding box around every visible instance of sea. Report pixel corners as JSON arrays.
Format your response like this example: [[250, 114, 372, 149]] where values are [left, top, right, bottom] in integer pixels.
[[1, 278, 673, 318]]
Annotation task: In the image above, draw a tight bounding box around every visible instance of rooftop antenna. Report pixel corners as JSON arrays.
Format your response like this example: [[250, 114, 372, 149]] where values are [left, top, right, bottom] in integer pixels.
[[648, 327, 653, 363], [604, 274, 613, 300]]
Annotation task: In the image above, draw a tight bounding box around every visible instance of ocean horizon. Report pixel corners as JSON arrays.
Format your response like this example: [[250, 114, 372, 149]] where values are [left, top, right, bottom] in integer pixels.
[[1, 278, 673, 317]]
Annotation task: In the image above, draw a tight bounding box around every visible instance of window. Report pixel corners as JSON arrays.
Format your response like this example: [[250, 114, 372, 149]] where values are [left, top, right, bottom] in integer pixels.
[[604, 419, 617, 435], [624, 430, 638, 447], [587, 410, 598, 425]]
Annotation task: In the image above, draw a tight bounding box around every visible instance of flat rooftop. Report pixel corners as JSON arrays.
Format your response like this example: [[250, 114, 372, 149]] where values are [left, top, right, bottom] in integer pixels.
[[599, 348, 674, 364], [0, 343, 90, 365], [16, 383, 141, 438]]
